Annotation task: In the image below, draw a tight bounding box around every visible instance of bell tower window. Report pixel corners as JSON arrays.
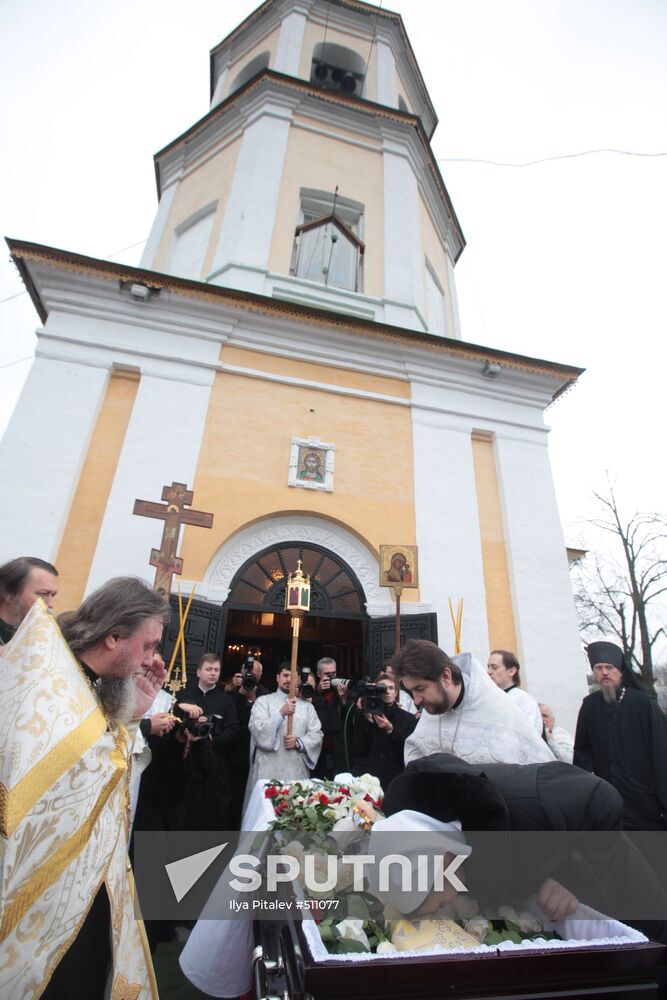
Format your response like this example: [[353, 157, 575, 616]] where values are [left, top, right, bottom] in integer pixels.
[[290, 190, 364, 292], [310, 43, 365, 98]]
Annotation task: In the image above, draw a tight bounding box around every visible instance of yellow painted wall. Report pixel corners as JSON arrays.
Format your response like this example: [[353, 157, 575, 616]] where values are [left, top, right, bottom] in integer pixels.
[[268, 121, 384, 296], [55, 369, 140, 612], [179, 347, 417, 590], [152, 136, 242, 277], [221, 345, 411, 399], [222, 27, 282, 99], [299, 21, 377, 102], [471, 432, 517, 652]]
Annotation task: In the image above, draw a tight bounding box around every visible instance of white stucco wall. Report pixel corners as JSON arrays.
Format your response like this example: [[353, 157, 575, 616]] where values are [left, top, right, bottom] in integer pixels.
[[85, 374, 213, 594], [495, 431, 588, 731], [411, 399, 490, 658], [0, 354, 108, 562]]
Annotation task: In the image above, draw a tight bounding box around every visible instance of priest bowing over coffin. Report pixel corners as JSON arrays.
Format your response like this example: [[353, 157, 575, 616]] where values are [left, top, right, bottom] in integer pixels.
[[391, 641, 554, 766], [0, 579, 170, 1000]]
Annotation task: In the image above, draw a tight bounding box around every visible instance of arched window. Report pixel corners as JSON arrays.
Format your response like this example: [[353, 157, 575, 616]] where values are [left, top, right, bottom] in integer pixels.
[[229, 50, 270, 95], [164, 202, 217, 280], [310, 42, 365, 98], [290, 189, 364, 292], [227, 542, 365, 618]]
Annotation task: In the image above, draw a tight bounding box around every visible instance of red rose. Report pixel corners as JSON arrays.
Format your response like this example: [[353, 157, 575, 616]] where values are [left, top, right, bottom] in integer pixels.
[[318, 793, 330, 805], [338, 786, 350, 796], [334, 795, 344, 804], [265, 786, 279, 799], [364, 793, 373, 802]]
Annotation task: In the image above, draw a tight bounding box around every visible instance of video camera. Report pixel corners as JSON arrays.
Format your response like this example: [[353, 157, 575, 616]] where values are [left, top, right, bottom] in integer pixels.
[[177, 713, 224, 738], [241, 654, 258, 691], [356, 679, 388, 716]]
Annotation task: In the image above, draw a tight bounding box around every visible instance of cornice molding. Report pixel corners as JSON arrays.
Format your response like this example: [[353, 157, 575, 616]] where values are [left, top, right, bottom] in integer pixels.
[[6, 241, 584, 395]]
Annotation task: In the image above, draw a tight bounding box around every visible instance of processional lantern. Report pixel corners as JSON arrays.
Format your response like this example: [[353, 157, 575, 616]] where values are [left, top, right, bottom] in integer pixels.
[[284, 560, 311, 735]]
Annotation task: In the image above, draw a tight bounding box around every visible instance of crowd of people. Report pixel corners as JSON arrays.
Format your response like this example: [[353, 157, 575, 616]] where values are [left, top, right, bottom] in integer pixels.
[[2, 553, 667, 999]]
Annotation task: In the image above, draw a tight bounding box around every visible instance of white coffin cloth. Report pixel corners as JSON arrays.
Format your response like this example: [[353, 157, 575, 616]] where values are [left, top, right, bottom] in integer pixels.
[[179, 780, 276, 998]]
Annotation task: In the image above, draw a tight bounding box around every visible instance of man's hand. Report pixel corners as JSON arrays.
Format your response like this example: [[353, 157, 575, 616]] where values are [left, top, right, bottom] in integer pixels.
[[318, 675, 332, 691], [134, 653, 167, 719], [537, 878, 579, 921], [149, 712, 176, 737], [284, 733, 297, 750], [336, 679, 349, 704], [231, 673, 243, 689], [374, 713, 393, 733], [279, 698, 296, 718], [177, 702, 203, 719]]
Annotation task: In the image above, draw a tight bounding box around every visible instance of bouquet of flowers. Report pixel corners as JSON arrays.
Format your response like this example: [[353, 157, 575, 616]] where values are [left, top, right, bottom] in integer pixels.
[[263, 774, 393, 953], [264, 773, 383, 834]]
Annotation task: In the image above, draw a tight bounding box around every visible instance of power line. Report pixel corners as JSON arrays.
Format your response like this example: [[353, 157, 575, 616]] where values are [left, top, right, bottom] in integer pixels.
[[0, 355, 33, 371], [361, 1, 383, 92], [436, 148, 667, 168]]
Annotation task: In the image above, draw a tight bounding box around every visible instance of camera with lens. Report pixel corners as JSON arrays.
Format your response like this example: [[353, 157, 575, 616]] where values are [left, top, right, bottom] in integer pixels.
[[177, 713, 223, 738], [241, 654, 258, 691], [357, 679, 388, 716], [298, 668, 315, 700]]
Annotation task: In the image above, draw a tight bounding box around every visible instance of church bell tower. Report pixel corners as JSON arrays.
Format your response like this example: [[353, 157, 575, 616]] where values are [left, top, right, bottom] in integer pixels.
[[140, 0, 464, 337]]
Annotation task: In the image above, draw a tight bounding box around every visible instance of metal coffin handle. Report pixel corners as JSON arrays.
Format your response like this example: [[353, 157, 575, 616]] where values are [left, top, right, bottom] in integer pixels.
[[253, 943, 289, 1000]]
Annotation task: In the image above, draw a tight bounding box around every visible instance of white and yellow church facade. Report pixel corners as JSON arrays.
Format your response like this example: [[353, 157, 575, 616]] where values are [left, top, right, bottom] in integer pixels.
[[1, 0, 587, 727]]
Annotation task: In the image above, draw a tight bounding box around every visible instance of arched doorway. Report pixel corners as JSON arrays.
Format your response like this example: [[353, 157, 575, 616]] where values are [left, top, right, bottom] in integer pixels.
[[162, 540, 368, 685], [221, 541, 366, 684]]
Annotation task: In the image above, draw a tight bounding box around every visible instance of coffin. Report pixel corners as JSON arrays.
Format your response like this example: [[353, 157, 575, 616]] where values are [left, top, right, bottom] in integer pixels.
[[181, 779, 666, 999], [255, 905, 665, 1000]]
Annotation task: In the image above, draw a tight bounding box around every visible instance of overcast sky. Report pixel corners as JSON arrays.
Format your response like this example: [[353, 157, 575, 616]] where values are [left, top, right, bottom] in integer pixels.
[[1, 0, 665, 542]]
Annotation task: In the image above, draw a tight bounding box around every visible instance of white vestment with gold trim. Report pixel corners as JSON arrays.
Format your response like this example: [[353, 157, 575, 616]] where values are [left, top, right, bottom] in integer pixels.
[[0, 601, 157, 1000]]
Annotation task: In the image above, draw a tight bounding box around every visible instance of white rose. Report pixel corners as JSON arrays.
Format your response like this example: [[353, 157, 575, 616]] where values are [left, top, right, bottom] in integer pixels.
[[453, 896, 479, 920], [464, 916, 490, 942], [336, 918, 370, 950], [376, 940, 398, 954], [516, 910, 543, 934]]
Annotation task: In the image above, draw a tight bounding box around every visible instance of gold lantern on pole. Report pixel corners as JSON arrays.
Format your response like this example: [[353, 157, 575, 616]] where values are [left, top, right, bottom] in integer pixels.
[[284, 560, 311, 735]]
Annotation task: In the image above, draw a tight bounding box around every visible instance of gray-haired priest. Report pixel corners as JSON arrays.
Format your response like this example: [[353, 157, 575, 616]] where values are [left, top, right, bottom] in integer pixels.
[[0, 577, 170, 1000]]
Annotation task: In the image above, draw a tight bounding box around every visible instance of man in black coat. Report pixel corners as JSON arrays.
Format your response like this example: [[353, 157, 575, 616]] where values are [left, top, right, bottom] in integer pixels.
[[574, 640, 667, 830], [226, 657, 269, 828], [384, 753, 667, 926], [350, 671, 417, 791], [174, 653, 241, 831], [312, 656, 350, 778]]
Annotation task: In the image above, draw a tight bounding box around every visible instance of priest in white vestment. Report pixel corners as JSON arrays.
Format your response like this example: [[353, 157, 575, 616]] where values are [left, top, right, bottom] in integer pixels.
[[244, 664, 323, 813], [390, 641, 554, 766], [0, 579, 170, 1000], [487, 649, 544, 736]]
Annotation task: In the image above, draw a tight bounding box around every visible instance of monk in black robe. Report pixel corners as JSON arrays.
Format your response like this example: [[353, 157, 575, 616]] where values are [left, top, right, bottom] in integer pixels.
[[574, 640, 667, 831]]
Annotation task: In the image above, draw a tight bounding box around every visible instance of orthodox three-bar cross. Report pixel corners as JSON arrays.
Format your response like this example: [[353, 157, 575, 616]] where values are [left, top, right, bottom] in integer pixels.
[[133, 482, 213, 595]]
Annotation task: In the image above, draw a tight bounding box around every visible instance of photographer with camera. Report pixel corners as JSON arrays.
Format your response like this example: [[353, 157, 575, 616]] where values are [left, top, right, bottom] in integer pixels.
[[227, 656, 269, 828], [173, 652, 241, 831], [350, 671, 417, 790], [312, 656, 350, 778]]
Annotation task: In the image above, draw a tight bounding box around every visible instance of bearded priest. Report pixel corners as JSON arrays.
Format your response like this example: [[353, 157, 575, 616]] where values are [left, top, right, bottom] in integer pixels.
[[392, 640, 554, 766], [0, 577, 170, 1000]]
